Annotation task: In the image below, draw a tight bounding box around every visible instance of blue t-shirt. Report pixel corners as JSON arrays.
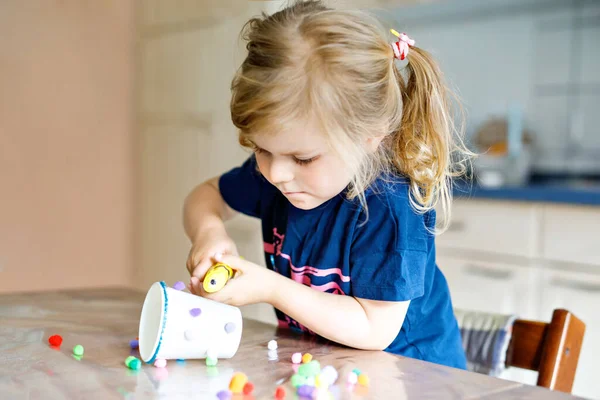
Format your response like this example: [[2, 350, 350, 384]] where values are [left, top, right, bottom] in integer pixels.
[[219, 156, 467, 369]]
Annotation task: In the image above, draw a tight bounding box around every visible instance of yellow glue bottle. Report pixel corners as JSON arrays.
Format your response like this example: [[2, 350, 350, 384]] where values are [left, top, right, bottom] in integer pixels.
[[203, 262, 234, 293]]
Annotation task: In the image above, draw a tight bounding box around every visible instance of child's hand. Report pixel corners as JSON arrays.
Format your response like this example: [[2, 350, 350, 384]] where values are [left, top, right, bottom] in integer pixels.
[[186, 228, 238, 280], [190, 254, 277, 307]]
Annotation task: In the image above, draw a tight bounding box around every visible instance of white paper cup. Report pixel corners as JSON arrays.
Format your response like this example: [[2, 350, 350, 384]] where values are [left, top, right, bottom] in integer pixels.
[[138, 281, 243, 363]]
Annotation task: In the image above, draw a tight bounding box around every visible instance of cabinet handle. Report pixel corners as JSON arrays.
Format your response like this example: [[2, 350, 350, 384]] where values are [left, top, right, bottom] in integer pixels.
[[550, 278, 600, 293], [464, 264, 513, 280]]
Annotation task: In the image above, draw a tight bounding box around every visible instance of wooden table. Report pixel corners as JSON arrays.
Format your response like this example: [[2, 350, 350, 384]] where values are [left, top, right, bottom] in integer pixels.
[[0, 288, 582, 399]]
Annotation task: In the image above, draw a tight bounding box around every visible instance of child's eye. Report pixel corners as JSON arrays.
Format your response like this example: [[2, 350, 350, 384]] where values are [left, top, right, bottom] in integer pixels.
[[294, 156, 317, 166]]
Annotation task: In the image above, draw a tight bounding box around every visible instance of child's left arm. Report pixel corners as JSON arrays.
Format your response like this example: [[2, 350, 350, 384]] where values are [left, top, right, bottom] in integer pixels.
[[191, 254, 409, 351]]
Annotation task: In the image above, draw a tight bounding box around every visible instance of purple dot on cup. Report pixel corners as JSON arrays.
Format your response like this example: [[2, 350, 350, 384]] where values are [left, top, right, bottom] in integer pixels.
[[224, 322, 236, 334], [173, 281, 186, 291], [189, 308, 202, 317]]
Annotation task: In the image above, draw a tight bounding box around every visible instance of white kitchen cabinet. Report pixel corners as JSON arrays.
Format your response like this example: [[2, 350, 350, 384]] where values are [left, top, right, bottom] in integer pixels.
[[436, 201, 540, 258], [542, 205, 600, 267], [540, 268, 600, 399], [438, 255, 539, 319]]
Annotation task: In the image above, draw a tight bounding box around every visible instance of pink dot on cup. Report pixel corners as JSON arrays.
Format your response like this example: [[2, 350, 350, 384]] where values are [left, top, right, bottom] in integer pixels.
[[224, 322, 236, 333], [173, 281, 186, 290], [189, 308, 202, 317]]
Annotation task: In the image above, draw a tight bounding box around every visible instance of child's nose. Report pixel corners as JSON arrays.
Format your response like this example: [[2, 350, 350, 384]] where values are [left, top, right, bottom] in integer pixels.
[[268, 158, 294, 184]]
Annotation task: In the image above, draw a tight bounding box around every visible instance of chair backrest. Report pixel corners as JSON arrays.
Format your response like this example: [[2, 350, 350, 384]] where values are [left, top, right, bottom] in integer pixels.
[[506, 309, 585, 393]]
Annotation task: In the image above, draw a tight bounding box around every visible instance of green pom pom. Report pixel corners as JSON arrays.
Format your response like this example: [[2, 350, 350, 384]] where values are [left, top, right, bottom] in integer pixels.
[[72, 345, 84, 356], [128, 358, 141, 370], [298, 360, 321, 377], [291, 373, 307, 388], [206, 357, 218, 366], [124, 356, 136, 367]]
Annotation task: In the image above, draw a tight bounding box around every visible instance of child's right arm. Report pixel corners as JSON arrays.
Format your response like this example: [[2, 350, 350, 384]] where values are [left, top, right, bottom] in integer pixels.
[[183, 176, 239, 280]]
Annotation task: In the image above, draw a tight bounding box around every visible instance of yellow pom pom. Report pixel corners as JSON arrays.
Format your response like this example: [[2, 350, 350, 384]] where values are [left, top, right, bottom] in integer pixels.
[[229, 372, 248, 393], [302, 353, 313, 364], [315, 374, 324, 388], [358, 373, 370, 386]]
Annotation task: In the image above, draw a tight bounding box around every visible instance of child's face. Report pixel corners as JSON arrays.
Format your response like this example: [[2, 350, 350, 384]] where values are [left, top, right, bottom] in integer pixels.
[[250, 121, 352, 210]]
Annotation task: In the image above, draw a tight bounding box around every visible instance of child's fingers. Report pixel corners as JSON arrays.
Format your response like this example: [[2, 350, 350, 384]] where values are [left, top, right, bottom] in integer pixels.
[[186, 247, 203, 275], [198, 275, 239, 305], [190, 276, 201, 295], [191, 251, 236, 279], [191, 257, 215, 280], [215, 254, 249, 272]]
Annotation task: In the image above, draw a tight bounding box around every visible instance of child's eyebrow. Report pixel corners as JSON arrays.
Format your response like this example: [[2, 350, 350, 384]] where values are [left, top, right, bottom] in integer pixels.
[[251, 142, 319, 157]]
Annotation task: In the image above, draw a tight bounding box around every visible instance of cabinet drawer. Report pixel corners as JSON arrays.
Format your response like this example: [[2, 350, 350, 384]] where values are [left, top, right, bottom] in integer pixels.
[[437, 200, 539, 258], [542, 205, 600, 267]]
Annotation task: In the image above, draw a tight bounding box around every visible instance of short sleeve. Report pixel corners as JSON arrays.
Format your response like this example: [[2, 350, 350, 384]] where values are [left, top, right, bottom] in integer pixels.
[[219, 155, 274, 218], [349, 181, 432, 301], [350, 250, 427, 301]]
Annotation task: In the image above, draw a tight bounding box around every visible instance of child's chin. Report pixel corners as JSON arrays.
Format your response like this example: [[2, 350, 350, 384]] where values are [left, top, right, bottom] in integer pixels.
[[287, 196, 327, 211]]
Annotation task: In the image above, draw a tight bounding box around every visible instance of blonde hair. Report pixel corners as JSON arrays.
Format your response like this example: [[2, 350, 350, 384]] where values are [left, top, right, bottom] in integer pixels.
[[230, 0, 472, 232]]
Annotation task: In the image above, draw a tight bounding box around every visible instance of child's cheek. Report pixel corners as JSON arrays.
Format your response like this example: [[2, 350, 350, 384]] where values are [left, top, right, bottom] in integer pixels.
[[303, 166, 326, 192]]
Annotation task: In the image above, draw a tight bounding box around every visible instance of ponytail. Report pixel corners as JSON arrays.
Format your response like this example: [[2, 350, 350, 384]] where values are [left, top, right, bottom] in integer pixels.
[[391, 47, 472, 232]]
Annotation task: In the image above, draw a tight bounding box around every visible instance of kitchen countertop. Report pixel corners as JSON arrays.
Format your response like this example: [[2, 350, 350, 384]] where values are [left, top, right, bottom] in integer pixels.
[[453, 180, 600, 206], [0, 287, 583, 399]]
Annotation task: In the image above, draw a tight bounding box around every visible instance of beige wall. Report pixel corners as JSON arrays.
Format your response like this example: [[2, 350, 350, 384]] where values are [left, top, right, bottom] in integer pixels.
[[0, 1, 136, 293]]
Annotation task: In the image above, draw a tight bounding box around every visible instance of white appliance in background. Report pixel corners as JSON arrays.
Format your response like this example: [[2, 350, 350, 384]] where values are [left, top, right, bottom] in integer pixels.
[[474, 148, 532, 188], [472, 104, 533, 188]]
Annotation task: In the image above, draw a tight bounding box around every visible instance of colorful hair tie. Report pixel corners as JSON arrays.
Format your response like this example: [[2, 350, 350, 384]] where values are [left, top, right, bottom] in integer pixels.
[[390, 29, 415, 61]]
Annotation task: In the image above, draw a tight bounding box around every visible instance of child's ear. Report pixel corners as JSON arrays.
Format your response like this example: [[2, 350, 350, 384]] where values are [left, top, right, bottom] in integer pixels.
[[365, 135, 386, 153]]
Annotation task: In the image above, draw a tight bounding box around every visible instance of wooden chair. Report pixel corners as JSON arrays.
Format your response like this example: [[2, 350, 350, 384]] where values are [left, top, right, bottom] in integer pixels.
[[506, 309, 585, 393]]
